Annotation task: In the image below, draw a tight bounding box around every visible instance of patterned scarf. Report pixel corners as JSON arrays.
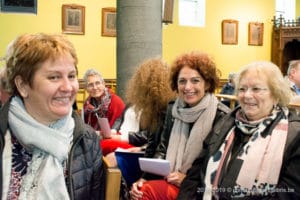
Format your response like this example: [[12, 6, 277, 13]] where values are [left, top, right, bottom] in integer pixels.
[[166, 93, 218, 174], [7, 96, 74, 200], [84, 87, 111, 129], [204, 106, 288, 199]]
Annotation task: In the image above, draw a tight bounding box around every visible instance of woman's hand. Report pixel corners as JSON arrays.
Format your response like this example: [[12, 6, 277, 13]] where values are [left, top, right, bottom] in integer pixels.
[[130, 178, 146, 200], [166, 171, 186, 187], [127, 147, 142, 152]]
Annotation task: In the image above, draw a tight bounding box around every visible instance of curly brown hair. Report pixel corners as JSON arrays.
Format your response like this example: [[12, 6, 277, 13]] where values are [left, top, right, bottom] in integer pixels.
[[125, 57, 175, 132], [170, 51, 221, 93]]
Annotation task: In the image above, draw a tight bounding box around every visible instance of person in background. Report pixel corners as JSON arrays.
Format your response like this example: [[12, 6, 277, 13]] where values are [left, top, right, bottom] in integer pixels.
[[286, 60, 300, 105], [177, 61, 300, 199], [286, 59, 300, 95], [0, 40, 14, 108], [219, 72, 237, 107], [0, 33, 105, 199], [0, 67, 11, 108], [129, 51, 230, 200], [220, 72, 236, 95], [103, 57, 175, 162], [82, 68, 125, 133]]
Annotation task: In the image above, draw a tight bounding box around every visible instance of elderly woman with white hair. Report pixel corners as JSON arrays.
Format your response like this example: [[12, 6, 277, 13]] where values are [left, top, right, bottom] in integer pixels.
[[82, 68, 125, 155]]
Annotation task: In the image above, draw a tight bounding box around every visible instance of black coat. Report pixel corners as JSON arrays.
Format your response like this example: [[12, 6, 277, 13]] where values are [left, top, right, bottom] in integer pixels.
[[0, 100, 105, 200], [177, 107, 300, 200]]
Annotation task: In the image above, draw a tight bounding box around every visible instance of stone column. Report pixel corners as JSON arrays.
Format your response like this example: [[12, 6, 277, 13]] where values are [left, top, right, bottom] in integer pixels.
[[116, 0, 163, 99]]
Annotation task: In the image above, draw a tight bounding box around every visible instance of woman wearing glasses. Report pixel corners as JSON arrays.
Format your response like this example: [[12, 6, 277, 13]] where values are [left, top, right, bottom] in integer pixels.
[[83, 69, 126, 156], [83, 69, 125, 134], [129, 51, 230, 200], [177, 61, 300, 199]]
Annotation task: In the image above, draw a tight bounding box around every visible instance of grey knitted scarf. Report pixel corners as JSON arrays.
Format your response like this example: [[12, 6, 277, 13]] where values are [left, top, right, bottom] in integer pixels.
[[8, 96, 74, 200], [166, 93, 218, 174]]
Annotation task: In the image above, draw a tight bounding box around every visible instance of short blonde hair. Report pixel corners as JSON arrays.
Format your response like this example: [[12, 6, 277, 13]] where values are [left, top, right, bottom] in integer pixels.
[[236, 61, 292, 107]]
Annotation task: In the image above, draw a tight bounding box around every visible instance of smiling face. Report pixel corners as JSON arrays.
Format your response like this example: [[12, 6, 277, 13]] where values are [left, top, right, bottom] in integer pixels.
[[177, 66, 207, 107], [86, 75, 106, 98], [15, 56, 79, 125], [237, 70, 277, 121]]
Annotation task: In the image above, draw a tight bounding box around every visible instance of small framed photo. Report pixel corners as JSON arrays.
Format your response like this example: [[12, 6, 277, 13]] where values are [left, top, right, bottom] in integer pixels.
[[102, 7, 116, 37], [222, 19, 238, 45], [248, 22, 264, 46], [1, 0, 37, 14], [62, 4, 85, 35]]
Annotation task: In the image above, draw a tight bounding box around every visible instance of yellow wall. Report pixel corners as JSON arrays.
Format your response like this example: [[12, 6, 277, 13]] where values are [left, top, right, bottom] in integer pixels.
[[0, 0, 275, 79], [297, 0, 300, 18], [0, 0, 116, 79], [163, 0, 274, 78]]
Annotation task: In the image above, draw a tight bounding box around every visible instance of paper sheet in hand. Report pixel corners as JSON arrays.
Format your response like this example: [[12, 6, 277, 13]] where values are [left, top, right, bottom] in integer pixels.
[[138, 158, 170, 176], [98, 117, 111, 138]]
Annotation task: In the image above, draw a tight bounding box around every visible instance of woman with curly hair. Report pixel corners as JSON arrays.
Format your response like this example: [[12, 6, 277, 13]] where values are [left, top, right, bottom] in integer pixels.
[[129, 51, 230, 200], [101, 57, 175, 157]]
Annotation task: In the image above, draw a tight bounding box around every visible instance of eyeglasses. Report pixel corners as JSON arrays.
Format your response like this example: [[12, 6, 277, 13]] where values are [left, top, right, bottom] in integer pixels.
[[237, 87, 268, 95], [87, 81, 102, 89]]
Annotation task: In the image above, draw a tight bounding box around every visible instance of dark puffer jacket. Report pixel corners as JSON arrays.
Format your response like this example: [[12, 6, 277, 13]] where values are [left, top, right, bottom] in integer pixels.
[[0, 101, 105, 200]]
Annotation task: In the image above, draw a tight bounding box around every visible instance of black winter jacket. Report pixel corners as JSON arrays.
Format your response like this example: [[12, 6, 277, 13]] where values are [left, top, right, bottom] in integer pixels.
[[177, 107, 300, 200], [0, 101, 105, 200], [143, 99, 231, 180]]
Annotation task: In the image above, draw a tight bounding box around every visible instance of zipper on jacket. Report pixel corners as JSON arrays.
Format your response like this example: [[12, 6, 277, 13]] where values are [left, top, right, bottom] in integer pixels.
[[67, 134, 84, 200]]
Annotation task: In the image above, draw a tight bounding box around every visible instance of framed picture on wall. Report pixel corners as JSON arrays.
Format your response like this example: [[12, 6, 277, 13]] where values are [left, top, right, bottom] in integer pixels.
[[221, 19, 238, 45], [62, 4, 85, 35], [248, 22, 264, 46], [1, 0, 37, 14], [102, 7, 116, 37]]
